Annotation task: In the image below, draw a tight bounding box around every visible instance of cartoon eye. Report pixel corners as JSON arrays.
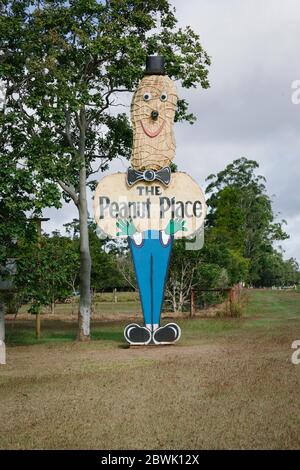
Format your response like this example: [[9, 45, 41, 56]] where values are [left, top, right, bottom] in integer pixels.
[[160, 92, 168, 102], [143, 92, 151, 101]]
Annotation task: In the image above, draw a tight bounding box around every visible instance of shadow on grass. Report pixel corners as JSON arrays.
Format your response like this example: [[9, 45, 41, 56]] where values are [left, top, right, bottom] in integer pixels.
[[6, 330, 76, 346], [91, 329, 124, 343], [6, 320, 125, 346]]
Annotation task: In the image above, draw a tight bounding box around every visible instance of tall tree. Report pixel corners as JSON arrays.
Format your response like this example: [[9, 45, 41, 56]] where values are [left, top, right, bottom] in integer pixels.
[[1, 0, 210, 340], [0, 51, 60, 349], [206, 158, 289, 285]]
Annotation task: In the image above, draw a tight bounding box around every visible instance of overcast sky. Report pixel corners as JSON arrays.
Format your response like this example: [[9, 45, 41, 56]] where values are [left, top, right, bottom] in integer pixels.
[[44, 0, 300, 262]]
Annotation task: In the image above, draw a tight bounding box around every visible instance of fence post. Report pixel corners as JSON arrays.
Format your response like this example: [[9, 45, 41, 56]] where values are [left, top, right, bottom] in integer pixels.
[[229, 285, 240, 316], [35, 312, 41, 340]]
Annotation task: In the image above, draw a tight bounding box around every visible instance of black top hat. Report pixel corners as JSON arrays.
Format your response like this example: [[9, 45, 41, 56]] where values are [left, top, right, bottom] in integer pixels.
[[145, 56, 165, 75]]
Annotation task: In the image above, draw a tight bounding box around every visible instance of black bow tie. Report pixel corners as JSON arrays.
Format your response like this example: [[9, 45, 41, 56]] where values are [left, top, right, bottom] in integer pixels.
[[127, 166, 171, 187]]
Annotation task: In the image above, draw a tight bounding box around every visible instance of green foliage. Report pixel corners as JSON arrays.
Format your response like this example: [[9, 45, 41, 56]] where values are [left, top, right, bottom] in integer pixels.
[[62, 219, 129, 292], [11, 221, 132, 313], [196, 263, 229, 290], [15, 231, 80, 313], [89, 226, 127, 292], [205, 157, 292, 287], [200, 240, 249, 285], [255, 252, 300, 287], [0, 121, 61, 269]]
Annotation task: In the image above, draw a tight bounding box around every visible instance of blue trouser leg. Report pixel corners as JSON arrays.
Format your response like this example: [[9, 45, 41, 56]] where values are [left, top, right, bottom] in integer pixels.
[[152, 234, 173, 325], [129, 230, 173, 328], [129, 234, 152, 325]]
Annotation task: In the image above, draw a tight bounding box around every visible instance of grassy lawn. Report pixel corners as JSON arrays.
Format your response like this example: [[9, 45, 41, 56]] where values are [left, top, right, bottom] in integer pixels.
[[245, 288, 300, 318], [16, 290, 142, 320], [1, 289, 300, 449]]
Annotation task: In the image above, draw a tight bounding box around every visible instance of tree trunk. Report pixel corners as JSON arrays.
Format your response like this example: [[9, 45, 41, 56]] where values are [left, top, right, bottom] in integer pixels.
[[178, 289, 184, 312], [0, 302, 5, 364], [35, 312, 41, 340], [190, 289, 195, 318], [171, 285, 177, 312], [77, 148, 91, 341], [78, 206, 91, 340], [51, 295, 55, 315], [0, 303, 4, 342]]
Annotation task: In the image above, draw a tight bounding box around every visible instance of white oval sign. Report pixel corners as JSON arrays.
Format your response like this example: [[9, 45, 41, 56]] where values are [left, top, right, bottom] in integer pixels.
[[93, 172, 206, 239]]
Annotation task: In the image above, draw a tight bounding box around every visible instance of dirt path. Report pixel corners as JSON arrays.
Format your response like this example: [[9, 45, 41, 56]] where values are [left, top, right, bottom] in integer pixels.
[[1, 325, 299, 450]]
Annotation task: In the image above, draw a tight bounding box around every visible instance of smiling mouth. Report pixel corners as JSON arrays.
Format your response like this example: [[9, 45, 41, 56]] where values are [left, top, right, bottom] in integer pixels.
[[141, 120, 165, 138]]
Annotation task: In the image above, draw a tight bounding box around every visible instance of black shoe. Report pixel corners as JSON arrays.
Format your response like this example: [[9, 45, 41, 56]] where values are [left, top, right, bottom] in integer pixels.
[[153, 323, 181, 345], [124, 323, 151, 345]]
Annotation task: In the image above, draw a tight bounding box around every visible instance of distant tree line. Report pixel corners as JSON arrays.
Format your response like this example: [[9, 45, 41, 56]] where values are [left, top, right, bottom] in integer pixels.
[[165, 158, 299, 311]]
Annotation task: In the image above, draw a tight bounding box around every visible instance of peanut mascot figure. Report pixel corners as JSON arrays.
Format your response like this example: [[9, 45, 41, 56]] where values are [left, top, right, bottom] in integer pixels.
[[118, 56, 184, 345]]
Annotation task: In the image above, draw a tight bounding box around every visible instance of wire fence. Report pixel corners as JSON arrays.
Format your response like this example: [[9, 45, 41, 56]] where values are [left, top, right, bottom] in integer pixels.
[[193, 284, 244, 317]]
